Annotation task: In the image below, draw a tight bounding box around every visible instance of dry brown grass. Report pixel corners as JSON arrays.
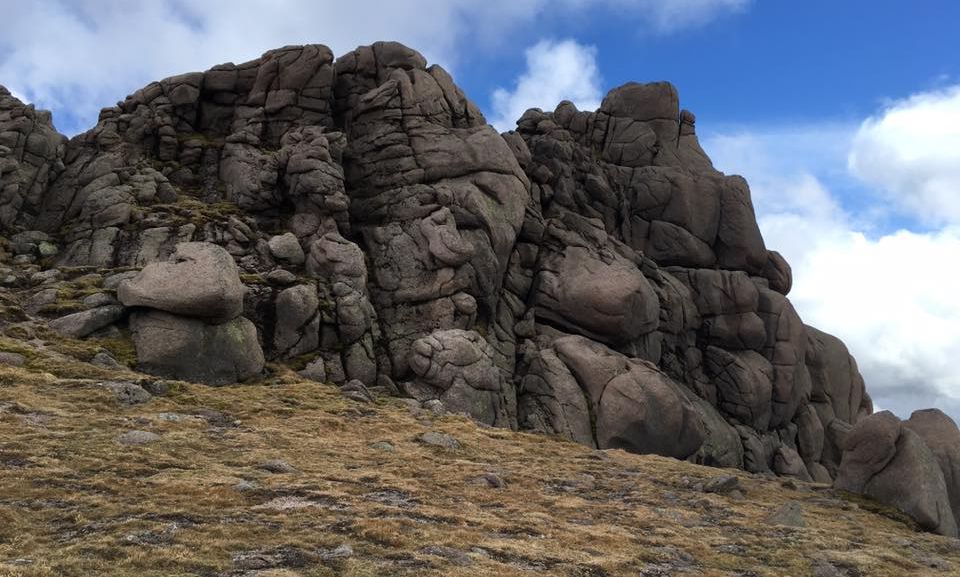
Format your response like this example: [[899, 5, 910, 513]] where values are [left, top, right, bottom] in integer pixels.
[[0, 364, 958, 577]]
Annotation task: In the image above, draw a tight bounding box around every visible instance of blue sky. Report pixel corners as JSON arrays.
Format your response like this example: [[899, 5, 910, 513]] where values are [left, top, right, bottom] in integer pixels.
[[2, 0, 960, 421], [458, 1, 960, 126]]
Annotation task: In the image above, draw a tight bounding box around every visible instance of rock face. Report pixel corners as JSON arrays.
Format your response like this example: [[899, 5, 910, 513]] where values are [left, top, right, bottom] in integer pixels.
[[12, 39, 955, 530], [0, 86, 66, 230]]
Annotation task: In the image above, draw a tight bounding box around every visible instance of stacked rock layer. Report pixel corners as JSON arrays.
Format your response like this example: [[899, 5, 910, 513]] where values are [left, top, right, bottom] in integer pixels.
[[2, 42, 956, 534]]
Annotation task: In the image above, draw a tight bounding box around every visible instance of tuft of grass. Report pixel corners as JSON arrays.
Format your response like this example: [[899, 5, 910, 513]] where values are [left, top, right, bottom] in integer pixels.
[[138, 196, 244, 231], [0, 336, 39, 359], [176, 131, 225, 148], [36, 300, 85, 316], [240, 273, 269, 285]]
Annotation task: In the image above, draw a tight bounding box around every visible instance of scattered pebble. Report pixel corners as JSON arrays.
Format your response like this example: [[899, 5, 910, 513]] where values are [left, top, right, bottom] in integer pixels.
[[141, 380, 170, 396], [116, 430, 160, 446], [254, 496, 319, 511], [765, 500, 805, 528], [422, 399, 446, 415], [369, 441, 395, 452], [99, 381, 152, 406], [233, 479, 259, 492], [468, 472, 507, 488], [703, 474, 740, 494], [232, 547, 310, 571], [298, 358, 326, 383], [318, 543, 354, 561], [780, 478, 800, 491], [418, 431, 461, 449], [90, 351, 124, 370], [421, 545, 472, 566], [341, 379, 374, 403]]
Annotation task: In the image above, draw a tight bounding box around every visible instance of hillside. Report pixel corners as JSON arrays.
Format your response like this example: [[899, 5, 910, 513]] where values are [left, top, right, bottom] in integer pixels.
[[1, 360, 957, 577]]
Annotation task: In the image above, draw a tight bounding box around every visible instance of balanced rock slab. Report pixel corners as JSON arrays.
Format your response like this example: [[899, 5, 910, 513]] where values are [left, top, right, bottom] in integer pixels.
[[118, 242, 245, 322]]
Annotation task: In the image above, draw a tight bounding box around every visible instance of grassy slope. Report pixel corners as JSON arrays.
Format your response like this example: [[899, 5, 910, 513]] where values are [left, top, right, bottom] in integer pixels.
[[0, 364, 958, 577]]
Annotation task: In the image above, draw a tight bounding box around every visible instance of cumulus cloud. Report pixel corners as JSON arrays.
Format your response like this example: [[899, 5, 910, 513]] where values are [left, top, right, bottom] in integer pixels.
[[489, 39, 602, 132], [849, 85, 960, 226], [704, 124, 960, 422], [0, 0, 748, 135]]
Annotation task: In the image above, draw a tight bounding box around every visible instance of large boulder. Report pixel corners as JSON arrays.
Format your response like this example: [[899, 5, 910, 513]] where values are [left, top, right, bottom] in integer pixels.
[[532, 244, 660, 345], [519, 335, 705, 459], [407, 329, 514, 427], [905, 409, 960, 530], [118, 242, 245, 322], [834, 411, 957, 537], [517, 345, 596, 447], [129, 310, 264, 385], [273, 284, 320, 358]]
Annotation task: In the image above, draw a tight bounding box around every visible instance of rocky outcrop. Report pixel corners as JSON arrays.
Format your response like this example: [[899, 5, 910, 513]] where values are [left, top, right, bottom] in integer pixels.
[[48, 304, 126, 339], [8, 39, 953, 533], [0, 86, 67, 230], [832, 408, 960, 538], [406, 329, 514, 428]]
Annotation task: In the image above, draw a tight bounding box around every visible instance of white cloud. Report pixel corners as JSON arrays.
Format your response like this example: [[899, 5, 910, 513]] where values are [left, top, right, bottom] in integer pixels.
[[849, 85, 960, 226], [788, 227, 960, 402], [8, 87, 26, 103], [0, 0, 748, 135], [0, 0, 477, 132], [604, 0, 751, 32], [704, 124, 960, 422], [489, 39, 602, 132]]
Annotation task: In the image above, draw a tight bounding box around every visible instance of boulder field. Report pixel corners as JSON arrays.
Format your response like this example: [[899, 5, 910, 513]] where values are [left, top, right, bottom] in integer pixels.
[[1, 41, 956, 535]]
